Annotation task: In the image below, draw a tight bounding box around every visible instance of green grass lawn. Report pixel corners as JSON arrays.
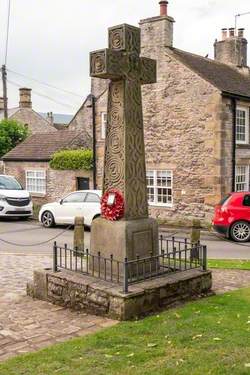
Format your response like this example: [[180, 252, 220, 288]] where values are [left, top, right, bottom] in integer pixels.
[[1, 288, 250, 375], [208, 259, 250, 270]]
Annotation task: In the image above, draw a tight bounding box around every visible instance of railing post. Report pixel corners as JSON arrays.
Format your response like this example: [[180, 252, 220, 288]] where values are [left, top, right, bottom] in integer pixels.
[[123, 257, 128, 294], [53, 241, 58, 272], [202, 245, 207, 271]]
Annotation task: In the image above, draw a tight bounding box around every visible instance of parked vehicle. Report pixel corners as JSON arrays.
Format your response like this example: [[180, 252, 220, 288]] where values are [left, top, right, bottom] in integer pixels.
[[39, 190, 102, 228], [213, 192, 250, 242], [0, 175, 33, 219]]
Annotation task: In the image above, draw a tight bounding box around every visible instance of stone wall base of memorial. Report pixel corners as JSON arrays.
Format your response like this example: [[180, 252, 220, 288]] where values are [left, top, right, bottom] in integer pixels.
[[27, 268, 212, 321]]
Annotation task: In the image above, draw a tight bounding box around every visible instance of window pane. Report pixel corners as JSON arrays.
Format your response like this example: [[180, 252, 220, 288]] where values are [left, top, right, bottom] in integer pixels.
[[63, 192, 86, 203], [236, 109, 247, 143], [235, 166, 248, 192], [85, 193, 100, 203], [146, 170, 173, 206], [26, 170, 46, 193]]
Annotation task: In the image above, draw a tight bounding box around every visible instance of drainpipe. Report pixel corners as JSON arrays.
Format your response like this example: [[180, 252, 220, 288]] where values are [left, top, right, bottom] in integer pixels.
[[91, 95, 97, 190], [231, 97, 237, 192]]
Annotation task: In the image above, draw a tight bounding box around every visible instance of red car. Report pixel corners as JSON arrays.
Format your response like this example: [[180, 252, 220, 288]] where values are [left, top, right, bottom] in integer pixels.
[[213, 192, 250, 242]]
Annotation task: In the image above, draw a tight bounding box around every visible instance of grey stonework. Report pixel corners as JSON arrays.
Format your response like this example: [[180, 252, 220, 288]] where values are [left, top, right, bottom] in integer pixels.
[[28, 268, 212, 320], [214, 36, 248, 67], [68, 13, 250, 225]]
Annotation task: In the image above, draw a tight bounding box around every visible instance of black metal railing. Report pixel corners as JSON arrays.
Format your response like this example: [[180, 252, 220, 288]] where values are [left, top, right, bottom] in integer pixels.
[[52, 236, 207, 294]]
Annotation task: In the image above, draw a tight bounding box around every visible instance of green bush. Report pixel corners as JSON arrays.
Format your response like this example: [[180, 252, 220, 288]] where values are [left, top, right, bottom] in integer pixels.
[[50, 149, 93, 170], [0, 119, 29, 157]]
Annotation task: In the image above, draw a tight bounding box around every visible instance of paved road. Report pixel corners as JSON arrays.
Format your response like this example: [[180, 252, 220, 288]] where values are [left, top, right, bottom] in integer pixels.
[[0, 219, 90, 256], [0, 219, 249, 259]]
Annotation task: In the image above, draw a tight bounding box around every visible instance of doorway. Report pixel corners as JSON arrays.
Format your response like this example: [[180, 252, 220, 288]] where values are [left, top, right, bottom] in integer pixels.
[[76, 177, 90, 190]]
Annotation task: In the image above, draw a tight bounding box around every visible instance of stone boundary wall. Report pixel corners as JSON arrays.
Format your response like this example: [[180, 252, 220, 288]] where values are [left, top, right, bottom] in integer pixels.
[[28, 268, 212, 321]]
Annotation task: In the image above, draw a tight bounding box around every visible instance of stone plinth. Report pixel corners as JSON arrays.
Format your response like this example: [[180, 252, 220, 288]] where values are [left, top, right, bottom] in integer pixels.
[[27, 268, 212, 321], [90, 217, 159, 261]]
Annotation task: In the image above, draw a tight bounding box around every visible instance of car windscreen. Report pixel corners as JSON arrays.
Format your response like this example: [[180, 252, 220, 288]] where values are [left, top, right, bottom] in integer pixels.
[[0, 176, 23, 190], [218, 194, 231, 206]]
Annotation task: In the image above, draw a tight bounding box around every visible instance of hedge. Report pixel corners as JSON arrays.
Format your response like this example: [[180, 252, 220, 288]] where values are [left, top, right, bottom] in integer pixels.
[[49, 149, 93, 170]]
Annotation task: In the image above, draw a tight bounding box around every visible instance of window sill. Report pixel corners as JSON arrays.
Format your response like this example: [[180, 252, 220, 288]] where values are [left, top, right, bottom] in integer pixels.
[[30, 193, 47, 198], [236, 143, 250, 148], [148, 203, 173, 208]]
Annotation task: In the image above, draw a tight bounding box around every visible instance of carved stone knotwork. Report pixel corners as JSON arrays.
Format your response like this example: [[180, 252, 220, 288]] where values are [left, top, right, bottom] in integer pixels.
[[90, 22, 159, 270], [90, 23, 156, 220]]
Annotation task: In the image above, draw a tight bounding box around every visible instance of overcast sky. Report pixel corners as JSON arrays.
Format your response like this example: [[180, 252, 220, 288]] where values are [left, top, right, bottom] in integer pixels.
[[0, 0, 249, 115]]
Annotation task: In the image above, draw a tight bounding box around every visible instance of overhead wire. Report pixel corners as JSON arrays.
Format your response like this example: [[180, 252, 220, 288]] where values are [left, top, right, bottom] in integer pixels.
[[7, 68, 83, 98], [7, 79, 77, 110]]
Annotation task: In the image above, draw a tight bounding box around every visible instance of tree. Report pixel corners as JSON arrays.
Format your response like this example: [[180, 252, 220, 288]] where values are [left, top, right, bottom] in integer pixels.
[[0, 119, 29, 158]]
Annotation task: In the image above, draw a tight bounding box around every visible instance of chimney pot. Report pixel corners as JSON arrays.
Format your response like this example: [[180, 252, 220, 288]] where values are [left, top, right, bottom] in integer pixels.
[[238, 28, 245, 38], [19, 88, 32, 109], [159, 0, 168, 16], [229, 28, 235, 37], [221, 28, 227, 40]]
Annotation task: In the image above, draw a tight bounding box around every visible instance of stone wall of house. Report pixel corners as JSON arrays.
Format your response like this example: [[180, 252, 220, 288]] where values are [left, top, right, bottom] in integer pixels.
[[93, 51, 228, 223], [11, 109, 56, 134], [4, 161, 93, 206], [69, 96, 93, 139], [143, 50, 224, 223]]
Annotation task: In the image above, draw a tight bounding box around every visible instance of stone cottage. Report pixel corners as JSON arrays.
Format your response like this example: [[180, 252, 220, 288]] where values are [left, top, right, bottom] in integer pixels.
[[0, 88, 56, 133], [2, 131, 92, 205], [68, 1, 250, 224]]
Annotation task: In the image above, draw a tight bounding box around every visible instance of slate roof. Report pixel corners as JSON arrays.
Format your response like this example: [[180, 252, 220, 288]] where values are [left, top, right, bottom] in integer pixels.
[[169, 47, 250, 98], [2, 131, 91, 161], [39, 113, 74, 125]]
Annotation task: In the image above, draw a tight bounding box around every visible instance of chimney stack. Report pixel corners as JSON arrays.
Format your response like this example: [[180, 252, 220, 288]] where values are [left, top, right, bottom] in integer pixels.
[[229, 28, 235, 37], [214, 27, 248, 67], [221, 28, 227, 40], [238, 28, 245, 38], [19, 88, 32, 109], [159, 0, 168, 16], [140, 0, 174, 52], [0, 97, 4, 111]]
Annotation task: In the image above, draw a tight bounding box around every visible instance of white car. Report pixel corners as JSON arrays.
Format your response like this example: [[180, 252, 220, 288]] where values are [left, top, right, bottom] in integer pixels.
[[39, 190, 102, 228], [0, 175, 33, 218]]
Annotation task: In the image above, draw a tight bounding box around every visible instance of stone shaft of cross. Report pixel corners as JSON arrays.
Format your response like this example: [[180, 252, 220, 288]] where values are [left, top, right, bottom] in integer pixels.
[[90, 24, 156, 220]]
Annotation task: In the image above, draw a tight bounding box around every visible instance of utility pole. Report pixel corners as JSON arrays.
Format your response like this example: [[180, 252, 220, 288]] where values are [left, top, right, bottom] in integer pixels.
[[1, 65, 8, 119]]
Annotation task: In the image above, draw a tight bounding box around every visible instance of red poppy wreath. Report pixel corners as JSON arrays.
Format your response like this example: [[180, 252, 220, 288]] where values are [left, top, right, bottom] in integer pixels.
[[101, 189, 125, 221]]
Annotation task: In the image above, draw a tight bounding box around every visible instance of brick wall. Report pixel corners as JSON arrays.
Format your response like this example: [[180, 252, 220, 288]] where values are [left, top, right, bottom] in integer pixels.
[[4, 161, 93, 205]]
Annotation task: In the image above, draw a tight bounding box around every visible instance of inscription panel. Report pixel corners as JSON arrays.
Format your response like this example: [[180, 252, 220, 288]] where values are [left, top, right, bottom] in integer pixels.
[[132, 230, 153, 258]]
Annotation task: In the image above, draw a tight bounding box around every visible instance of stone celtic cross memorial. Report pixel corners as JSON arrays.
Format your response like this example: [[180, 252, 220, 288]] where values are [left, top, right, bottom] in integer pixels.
[[90, 23, 159, 267]]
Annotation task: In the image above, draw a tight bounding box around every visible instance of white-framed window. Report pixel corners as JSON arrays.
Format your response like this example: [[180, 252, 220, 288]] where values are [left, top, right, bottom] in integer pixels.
[[235, 165, 249, 192], [101, 112, 107, 139], [236, 107, 249, 144], [146, 170, 173, 206], [26, 170, 46, 194]]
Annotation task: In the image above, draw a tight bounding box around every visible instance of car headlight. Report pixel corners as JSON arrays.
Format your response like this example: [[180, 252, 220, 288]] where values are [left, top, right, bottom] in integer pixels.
[[0, 195, 6, 202]]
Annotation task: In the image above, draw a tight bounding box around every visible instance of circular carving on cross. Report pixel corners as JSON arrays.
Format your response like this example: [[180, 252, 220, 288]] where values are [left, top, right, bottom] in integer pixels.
[[101, 189, 125, 221], [110, 30, 123, 49], [93, 55, 105, 73]]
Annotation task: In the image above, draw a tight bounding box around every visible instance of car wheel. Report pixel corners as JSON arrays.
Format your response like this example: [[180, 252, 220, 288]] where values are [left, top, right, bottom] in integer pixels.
[[41, 211, 55, 228], [230, 221, 250, 242]]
